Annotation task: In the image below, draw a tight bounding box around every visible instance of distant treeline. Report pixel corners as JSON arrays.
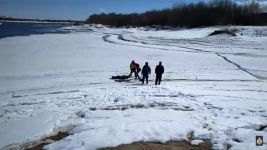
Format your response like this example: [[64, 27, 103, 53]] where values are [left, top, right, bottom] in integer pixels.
[[86, 0, 267, 27], [0, 16, 84, 23]]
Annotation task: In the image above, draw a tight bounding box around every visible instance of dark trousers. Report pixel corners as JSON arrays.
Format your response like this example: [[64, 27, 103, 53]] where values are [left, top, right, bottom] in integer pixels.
[[155, 74, 162, 85], [136, 70, 141, 79], [142, 76, 148, 84], [129, 69, 136, 77]]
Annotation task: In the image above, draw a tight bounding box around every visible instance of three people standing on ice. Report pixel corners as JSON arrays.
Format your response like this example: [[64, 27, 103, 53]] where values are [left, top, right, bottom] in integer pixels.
[[129, 60, 164, 85]]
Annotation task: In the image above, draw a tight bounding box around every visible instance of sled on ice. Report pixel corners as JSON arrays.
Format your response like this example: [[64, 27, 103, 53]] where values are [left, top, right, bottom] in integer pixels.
[[110, 75, 142, 82], [110, 75, 130, 80]]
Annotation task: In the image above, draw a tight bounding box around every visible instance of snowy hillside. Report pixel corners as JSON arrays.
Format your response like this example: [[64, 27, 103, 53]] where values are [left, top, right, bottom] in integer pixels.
[[236, 0, 267, 12], [0, 25, 267, 150]]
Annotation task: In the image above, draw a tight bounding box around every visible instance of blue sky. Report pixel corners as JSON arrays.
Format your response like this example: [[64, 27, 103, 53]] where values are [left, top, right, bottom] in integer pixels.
[[0, 0, 265, 20]]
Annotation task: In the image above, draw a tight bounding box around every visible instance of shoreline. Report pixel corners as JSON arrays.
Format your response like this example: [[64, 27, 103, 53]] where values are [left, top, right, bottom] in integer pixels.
[[0, 20, 80, 24]]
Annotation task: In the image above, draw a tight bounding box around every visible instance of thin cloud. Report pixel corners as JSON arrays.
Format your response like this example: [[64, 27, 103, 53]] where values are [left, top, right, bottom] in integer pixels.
[[99, 8, 106, 12]]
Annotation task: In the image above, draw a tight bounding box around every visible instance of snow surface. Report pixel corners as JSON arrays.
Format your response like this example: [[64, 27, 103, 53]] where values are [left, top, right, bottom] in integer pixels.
[[0, 25, 267, 150]]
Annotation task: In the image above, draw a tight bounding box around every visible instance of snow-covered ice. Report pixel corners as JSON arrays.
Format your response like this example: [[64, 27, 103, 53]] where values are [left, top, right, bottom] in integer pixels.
[[0, 25, 267, 150]]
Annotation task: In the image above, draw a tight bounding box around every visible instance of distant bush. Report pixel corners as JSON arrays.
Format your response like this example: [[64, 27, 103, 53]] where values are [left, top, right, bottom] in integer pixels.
[[86, 0, 267, 27]]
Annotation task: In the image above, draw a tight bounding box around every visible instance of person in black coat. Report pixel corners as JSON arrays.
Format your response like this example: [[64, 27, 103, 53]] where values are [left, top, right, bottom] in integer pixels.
[[141, 62, 151, 84], [155, 61, 164, 85]]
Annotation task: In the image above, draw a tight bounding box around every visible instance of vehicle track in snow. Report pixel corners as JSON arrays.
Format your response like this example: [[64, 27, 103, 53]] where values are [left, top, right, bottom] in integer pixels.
[[119, 32, 267, 55], [103, 33, 266, 80], [117, 34, 212, 53], [216, 53, 260, 80], [102, 34, 202, 53], [103, 33, 267, 58]]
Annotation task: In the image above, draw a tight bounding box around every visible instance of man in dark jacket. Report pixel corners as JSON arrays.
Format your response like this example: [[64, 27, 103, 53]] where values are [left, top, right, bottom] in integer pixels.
[[141, 62, 151, 84], [155, 61, 164, 85]]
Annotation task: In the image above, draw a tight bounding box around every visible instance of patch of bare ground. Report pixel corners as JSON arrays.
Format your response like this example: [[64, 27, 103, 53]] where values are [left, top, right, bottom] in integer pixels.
[[99, 140, 212, 150], [25, 132, 68, 150]]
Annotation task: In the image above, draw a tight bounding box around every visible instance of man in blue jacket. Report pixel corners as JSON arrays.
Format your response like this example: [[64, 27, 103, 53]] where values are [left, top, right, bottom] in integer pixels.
[[141, 62, 151, 84]]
